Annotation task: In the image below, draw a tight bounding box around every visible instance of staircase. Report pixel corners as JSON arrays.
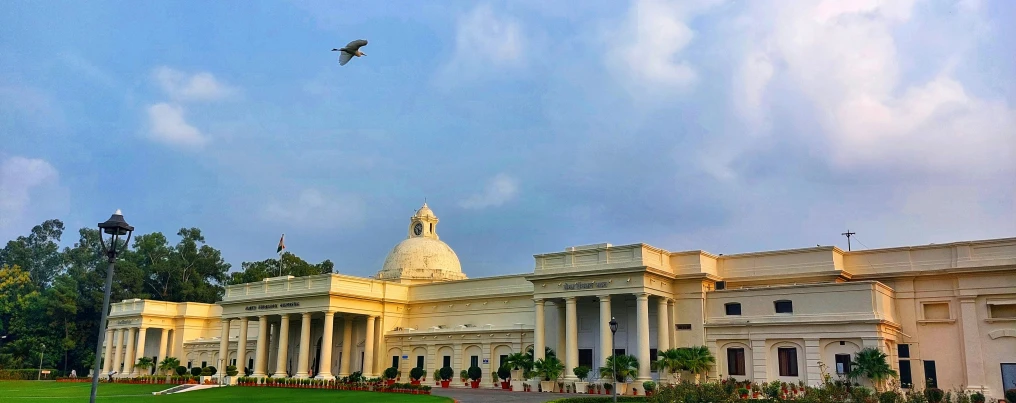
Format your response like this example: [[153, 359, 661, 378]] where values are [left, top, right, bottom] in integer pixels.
[[153, 384, 222, 395]]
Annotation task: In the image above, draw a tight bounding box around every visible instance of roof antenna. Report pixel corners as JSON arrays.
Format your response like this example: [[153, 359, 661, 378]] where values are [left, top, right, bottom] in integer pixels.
[[841, 229, 856, 251]]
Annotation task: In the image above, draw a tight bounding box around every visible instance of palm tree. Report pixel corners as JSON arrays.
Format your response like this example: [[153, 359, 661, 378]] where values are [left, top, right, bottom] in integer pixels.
[[135, 357, 154, 376], [599, 354, 639, 384], [505, 352, 533, 375], [682, 346, 716, 383], [652, 348, 686, 384], [158, 357, 180, 378], [848, 347, 898, 391], [533, 356, 565, 381]]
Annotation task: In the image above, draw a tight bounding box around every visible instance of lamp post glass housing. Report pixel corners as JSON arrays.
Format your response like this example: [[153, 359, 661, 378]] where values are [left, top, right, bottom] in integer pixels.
[[89, 210, 134, 403]]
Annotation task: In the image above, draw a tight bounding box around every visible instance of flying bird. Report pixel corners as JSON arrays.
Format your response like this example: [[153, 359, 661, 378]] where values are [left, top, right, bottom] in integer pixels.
[[332, 39, 368, 66]]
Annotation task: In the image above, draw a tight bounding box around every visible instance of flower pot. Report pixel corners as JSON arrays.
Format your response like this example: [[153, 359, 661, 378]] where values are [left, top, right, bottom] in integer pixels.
[[470, 380, 480, 388], [574, 381, 588, 394], [501, 381, 510, 390], [614, 382, 629, 395], [386, 379, 395, 386], [540, 381, 555, 393], [411, 380, 421, 385], [440, 380, 450, 388]]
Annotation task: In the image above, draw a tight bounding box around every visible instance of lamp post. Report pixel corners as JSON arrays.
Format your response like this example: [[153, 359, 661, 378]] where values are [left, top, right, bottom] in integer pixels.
[[38, 344, 46, 380], [89, 210, 134, 403], [609, 317, 618, 403]]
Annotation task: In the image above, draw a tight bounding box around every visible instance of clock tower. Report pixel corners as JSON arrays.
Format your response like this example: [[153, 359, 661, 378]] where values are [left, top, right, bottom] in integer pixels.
[[408, 202, 439, 240]]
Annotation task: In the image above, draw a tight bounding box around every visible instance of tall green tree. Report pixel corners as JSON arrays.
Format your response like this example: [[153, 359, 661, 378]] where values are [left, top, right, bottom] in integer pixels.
[[129, 228, 229, 303], [228, 252, 334, 285], [43, 274, 79, 372], [848, 347, 898, 391], [0, 219, 65, 288]]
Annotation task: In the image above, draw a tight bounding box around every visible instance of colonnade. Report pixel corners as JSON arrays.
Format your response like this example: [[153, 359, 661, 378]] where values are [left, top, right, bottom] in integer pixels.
[[219, 311, 382, 380], [533, 293, 674, 382], [101, 327, 172, 377]]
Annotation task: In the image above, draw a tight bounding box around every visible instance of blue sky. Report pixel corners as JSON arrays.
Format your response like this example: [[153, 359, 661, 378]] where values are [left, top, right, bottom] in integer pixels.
[[2, 0, 1014, 278]]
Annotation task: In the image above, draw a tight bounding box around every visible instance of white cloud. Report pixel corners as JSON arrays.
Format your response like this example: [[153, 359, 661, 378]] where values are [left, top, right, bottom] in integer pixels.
[[437, 4, 524, 82], [732, 0, 1016, 175], [460, 174, 519, 209], [0, 156, 61, 231], [153, 66, 234, 102], [605, 0, 723, 94], [260, 189, 366, 229], [147, 103, 208, 148]]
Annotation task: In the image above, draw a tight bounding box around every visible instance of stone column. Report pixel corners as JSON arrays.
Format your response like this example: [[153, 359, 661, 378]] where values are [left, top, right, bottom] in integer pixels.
[[123, 327, 137, 377], [564, 297, 578, 380], [102, 329, 114, 374], [599, 295, 612, 369], [269, 321, 281, 373], [534, 299, 546, 361], [296, 313, 312, 378], [339, 316, 353, 377], [556, 302, 566, 361], [113, 329, 125, 375], [959, 297, 986, 391], [237, 317, 249, 374], [133, 328, 148, 376], [274, 315, 291, 377], [657, 297, 670, 352], [804, 338, 822, 386], [363, 315, 377, 377], [218, 319, 231, 374], [635, 293, 651, 382], [373, 316, 383, 376], [316, 312, 336, 379], [668, 299, 677, 348], [158, 328, 169, 364], [253, 315, 269, 377]]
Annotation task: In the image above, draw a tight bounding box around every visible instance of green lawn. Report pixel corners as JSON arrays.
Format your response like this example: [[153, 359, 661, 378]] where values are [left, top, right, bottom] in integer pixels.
[[0, 381, 452, 402]]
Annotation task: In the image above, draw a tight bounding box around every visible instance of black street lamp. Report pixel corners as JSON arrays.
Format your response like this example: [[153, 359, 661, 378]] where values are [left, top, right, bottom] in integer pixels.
[[609, 317, 618, 403], [89, 210, 134, 403]]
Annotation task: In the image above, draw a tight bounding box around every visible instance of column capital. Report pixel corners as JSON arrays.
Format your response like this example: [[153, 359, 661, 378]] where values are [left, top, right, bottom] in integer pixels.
[[279, 313, 290, 319], [634, 292, 649, 300], [598, 294, 611, 301], [323, 310, 335, 316], [564, 296, 577, 302], [301, 312, 312, 318], [533, 298, 544, 303], [257, 314, 268, 319], [220, 318, 231, 323]]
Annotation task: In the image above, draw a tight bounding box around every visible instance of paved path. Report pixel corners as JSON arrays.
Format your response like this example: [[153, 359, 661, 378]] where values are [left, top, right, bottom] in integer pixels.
[[431, 388, 567, 403]]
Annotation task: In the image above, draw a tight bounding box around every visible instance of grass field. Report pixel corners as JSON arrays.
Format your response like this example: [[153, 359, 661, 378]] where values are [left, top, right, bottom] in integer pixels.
[[0, 381, 453, 402]]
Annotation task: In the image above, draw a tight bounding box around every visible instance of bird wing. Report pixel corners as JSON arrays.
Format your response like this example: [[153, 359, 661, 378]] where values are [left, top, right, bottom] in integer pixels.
[[338, 50, 354, 66], [344, 39, 368, 51]]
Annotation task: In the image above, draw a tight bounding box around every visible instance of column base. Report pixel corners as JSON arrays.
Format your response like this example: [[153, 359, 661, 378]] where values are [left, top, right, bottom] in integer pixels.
[[314, 373, 335, 380], [251, 372, 267, 378], [295, 373, 309, 379]]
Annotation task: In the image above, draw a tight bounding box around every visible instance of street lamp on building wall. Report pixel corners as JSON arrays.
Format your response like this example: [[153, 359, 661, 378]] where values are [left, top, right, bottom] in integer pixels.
[[609, 317, 618, 403], [89, 210, 134, 403]]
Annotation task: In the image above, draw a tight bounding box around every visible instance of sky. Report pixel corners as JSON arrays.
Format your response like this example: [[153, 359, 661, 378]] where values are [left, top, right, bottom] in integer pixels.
[[1, 0, 1014, 279]]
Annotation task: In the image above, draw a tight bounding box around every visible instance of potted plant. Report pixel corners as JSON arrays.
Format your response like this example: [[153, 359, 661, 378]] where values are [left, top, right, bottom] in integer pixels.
[[433, 369, 441, 385], [643, 380, 656, 396], [573, 366, 590, 394], [439, 367, 453, 388], [467, 366, 482, 388], [383, 367, 398, 386], [460, 369, 469, 386], [409, 367, 424, 385], [604, 382, 613, 395], [599, 354, 638, 396], [533, 356, 565, 393], [497, 366, 511, 390], [738, 387, 750, 398]]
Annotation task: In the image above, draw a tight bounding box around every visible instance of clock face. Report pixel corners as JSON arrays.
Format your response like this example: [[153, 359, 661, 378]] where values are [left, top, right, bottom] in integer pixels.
[[413, 222, 423, 236]]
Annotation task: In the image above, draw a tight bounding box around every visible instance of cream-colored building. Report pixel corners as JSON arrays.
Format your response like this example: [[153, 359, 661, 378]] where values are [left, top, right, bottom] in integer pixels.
[[100, 204, 1016, 398]]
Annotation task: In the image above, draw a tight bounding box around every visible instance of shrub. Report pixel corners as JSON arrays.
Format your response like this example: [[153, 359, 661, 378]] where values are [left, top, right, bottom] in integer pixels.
[[439, 367, 453, 381], [1005, 389, 1016, 403], [467, 366, 481, 381], [880, 390, 904, 403], [459, 369, 468, 380], [225, 365, 238, 377], [969, 392, 984, 403], [383, 367, 398, 380], [925, 388, 945, 403], [175, 366, 188, 376], [433, 369, 441, 381], [643, 381, 656, 391], [573, 366, 591, 381], [190, 367, 202, 377], [206, 366, 217, 376], [497, 366, 511, 381], [410, 367, 424, 381]]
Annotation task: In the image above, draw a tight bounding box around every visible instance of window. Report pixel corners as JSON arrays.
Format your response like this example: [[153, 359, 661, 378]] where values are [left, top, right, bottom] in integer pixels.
[[990, 304, 1016, 319], [923, 303, 950, 320], [187, 361, 192, 368], [248, 358, 254, 371], [417, 356, 425, 370], [898, 344, 910, 358], [774, 300, 793, 314], [778, 347, 799, 377], [650, 349, 658, 363], [835, 354, 851, 374], [360, 352, 364, 371], [470, 356, 479, 368], [201, 361, 207, 368], [499, 355, 508, 369], [230, 359, 236, 366], [578, 349, 592, 368], [924, 361, 938, 388], [392, 356, 399, 369], [725, 303, 742, 316], [676, 324, 692, 330], [614, 349, 626, 358], [899, 361, 913, 388], [727, 348, 746, 376], [442, 356, 451, 368]]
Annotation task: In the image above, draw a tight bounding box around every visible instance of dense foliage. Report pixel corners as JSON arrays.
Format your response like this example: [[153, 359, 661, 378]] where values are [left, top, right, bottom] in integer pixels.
[[0, 218, 335, 374]]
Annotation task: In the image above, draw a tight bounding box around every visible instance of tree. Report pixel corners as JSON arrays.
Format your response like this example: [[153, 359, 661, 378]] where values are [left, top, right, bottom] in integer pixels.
[[159, 357, 180, 376], [681, 346, 716, 383], [652, 348, 686, 383], [43, 274, 78, 372], [0, 264, 38, 337], [0, 219, 64, 289], [848, 347, 898, 391], [533, 356, 565, 381], [135, 356, 154, 375], [228, 252, 335, 285], [599, 354, 639, 384]]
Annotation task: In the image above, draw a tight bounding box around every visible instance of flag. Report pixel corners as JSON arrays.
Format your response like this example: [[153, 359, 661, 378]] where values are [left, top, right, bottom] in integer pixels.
[[277, 234, 285, 254]]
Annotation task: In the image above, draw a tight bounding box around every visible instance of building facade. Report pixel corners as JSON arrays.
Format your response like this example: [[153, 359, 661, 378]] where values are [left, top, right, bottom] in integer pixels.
[[100, 204, 1016, 398]]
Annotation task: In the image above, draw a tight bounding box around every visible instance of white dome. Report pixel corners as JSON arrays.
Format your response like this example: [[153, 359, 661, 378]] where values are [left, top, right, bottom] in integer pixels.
[[375, 203, 467, 283]]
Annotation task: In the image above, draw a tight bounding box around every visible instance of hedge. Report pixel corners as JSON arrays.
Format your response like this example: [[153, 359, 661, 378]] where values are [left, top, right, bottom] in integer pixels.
[[0, 369, 64, 380], [547, 398, 648, 403]]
